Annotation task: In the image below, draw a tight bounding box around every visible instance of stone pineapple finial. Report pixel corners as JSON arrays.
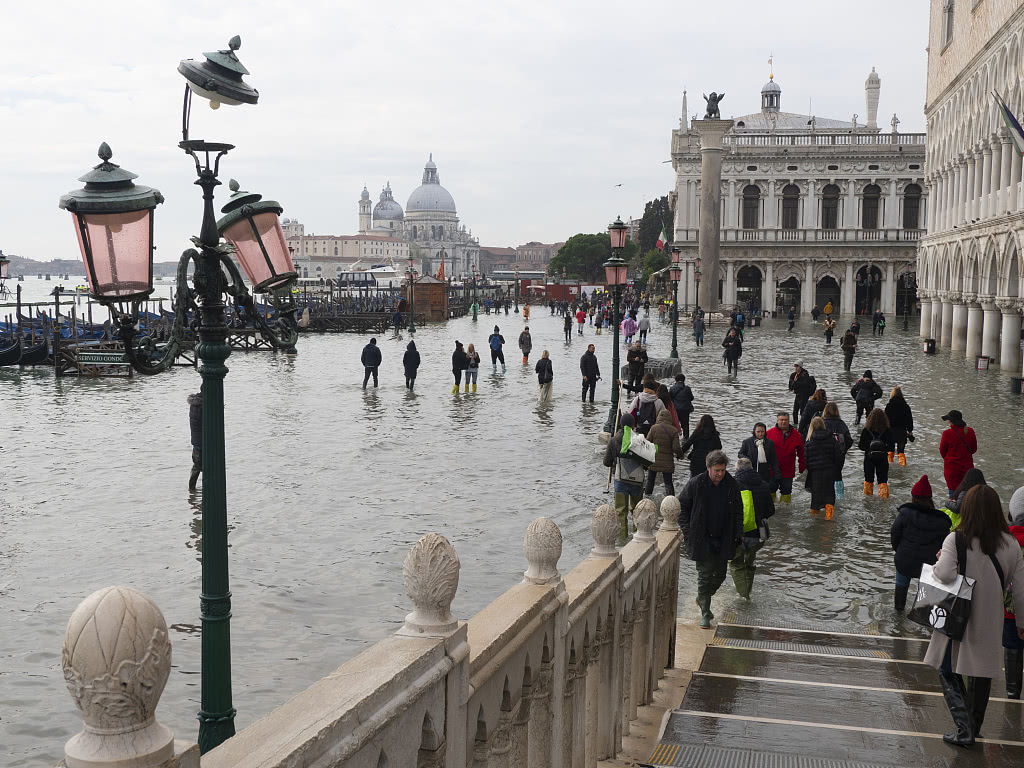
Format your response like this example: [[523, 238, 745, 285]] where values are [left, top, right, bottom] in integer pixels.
[[633, 499, 658, 542], [62, 586, 175, 768], [523, 517, 563, 584], [659, 496, 681, 531], [591, 504, 619, 557], [401, 533, 461, 636]]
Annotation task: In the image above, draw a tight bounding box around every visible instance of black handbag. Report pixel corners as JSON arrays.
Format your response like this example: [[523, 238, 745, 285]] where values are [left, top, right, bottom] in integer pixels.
[[908, 534, 975, 641]]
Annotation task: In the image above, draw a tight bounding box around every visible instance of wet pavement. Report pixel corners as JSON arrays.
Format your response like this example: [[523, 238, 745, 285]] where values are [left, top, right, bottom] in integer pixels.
[[652, 623, 1024, 768], [4, 277, 1024, 765]]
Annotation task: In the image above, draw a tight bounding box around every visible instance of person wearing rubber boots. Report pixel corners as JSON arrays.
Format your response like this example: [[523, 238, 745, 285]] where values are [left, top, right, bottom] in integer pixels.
[[518, 326, 533, 365], [858, 408, 895, 497], [730, 457, 775, 599], [679, 450, 743, 628], [767, 412, 805, 504], [603, 413, 644, 545]]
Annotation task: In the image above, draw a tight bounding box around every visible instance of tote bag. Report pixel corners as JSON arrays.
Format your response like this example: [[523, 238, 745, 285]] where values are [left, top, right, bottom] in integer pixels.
[[620, 426, 657, 466], [908, 535, 974, 641]]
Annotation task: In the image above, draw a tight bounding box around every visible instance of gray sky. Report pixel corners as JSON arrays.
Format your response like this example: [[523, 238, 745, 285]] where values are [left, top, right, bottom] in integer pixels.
[[2, 0, 928, 263]]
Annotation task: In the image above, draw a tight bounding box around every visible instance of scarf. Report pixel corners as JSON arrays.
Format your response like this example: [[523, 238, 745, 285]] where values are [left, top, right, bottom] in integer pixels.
[[755, 438, 767, 464]]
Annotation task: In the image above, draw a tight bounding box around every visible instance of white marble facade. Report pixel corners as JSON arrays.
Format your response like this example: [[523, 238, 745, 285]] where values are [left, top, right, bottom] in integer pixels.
[[918, 0, 1024, 373], [671, 73, 926, 317]]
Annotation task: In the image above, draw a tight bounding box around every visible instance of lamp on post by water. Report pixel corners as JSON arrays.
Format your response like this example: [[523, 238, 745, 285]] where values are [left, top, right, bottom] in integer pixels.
[[602, 216, 630, 434], [669, 247, 682, 359], [694, 256, 703, 312], [514, 264, 520, 313], [407, 253, 416, 334], [59, 35, 298, 755]]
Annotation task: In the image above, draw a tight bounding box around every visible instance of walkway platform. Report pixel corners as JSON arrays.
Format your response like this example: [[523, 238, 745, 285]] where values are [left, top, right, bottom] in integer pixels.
[[647, 622, 1024, 768]]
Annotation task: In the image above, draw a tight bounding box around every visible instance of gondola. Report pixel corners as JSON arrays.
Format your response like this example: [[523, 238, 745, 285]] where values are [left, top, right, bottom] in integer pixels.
[[18, 338, 48, 366], [0, 338, 20, 366]]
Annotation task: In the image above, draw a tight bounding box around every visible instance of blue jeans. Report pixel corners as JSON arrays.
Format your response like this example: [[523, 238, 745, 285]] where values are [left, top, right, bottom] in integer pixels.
[[466, 369, 478, 384], [895, 570, 912, 588]]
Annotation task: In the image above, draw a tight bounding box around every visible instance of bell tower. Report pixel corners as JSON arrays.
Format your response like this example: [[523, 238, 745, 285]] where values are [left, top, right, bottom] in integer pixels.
[[358, 185, 371, 233]]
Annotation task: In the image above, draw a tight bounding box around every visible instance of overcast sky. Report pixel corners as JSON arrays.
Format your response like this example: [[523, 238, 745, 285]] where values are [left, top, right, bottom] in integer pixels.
[[1, 0, 928, 263]]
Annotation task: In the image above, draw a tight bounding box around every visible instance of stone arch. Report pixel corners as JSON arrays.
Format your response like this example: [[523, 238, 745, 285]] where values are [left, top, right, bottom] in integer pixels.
[[964, 241, 981, 293], [774, 262, 803, 285], [1003, 239, 1021, 297], [419, 711, 441, 753], [981, 236, 1000, 294]]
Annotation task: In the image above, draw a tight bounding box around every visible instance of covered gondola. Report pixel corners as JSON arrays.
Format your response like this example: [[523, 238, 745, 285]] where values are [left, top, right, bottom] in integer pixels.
[[0, 338, 21, 366]]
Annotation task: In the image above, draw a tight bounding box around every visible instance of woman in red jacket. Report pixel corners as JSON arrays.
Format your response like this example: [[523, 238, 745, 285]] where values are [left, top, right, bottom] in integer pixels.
[[939, 410, 978, 498]]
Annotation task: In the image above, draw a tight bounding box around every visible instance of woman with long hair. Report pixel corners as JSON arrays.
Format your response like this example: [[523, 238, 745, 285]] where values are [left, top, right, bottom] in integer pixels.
[[799, 388, 828, 436], [924, 486, 1024, 747], [535, 350, 553, 403], [858, 408, 895, 498], [657, 384, 681, 432], [804, 416, 843, 518], [884, 386, 914, 465], [680, 414, 722, 478]]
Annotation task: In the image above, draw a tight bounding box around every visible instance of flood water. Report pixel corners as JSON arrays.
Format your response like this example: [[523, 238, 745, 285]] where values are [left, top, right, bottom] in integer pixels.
[[3, 276, 1024, 765]]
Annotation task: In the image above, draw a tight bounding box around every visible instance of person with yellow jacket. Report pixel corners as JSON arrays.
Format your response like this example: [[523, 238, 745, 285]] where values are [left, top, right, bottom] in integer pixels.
[[730, 457, 776, 599]]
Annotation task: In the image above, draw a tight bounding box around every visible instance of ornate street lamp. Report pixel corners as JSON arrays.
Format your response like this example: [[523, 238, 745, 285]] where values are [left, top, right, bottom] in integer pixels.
[[603, 216, 630, 434], [471, 266, 479, 320], [407, 254, 416, 334], [669, 247, 682, 358], [694, 256, 702, 313], [514, 265, 520, 313], [58, 36, 297, 755], [0, 251, 10, 299]]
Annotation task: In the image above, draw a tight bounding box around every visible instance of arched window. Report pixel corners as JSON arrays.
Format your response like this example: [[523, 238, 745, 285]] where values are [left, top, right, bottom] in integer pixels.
[[782, 184, 800, 229], [412, 225, 417, 239], [903, 184, 922, 229], [862, 184, 881, 230], [438, 225, 444, 238], [431, 225, 436, 239], [821, 184, 840, 229], [742, 185, 760, 229]]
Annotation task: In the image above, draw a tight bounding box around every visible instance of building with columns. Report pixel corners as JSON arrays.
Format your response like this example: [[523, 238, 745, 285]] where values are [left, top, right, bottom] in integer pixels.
[[917, 0, 1024, 375], [671, 73, 927, 316]]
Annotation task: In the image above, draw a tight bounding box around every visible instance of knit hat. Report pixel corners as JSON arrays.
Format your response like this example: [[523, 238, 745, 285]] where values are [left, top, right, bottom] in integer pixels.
[[911, 475, 932, 499], [794, 361, 803, 368], [1009, 487, 1024, 525], [863, 370, 873, 378]]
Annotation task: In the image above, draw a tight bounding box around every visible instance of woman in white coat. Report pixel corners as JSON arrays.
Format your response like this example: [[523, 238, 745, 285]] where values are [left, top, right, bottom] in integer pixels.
[[923, 485, 1024, 747]]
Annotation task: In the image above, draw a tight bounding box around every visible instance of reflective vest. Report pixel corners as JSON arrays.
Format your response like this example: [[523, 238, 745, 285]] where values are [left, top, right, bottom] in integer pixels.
[[940, 506, 961, 531], [741, 489, 757, 533]]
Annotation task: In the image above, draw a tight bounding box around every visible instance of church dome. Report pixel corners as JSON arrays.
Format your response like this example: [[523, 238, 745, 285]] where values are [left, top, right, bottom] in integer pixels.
[[373, 182, 404, 221], [761, 75, 781, 113], [406, 154, 457, 214], [761, 78, 781, 94]]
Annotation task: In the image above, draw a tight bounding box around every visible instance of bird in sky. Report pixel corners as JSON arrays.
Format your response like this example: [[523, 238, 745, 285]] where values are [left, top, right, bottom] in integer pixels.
[[613, 183, 623, 187]]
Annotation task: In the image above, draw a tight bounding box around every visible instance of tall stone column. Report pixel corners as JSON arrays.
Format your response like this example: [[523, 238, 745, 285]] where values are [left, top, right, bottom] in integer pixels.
[[926, 175, 938, 230], [966, 154, 977, 221], [843, 261, 855, 315], [762, 262, 775, 316], [886, 179, 899, 228], [804, 180, 817, 228], [725, 260, 736, 306], [981, 145, 993, 220], [883, 262, 896, 315], [1001, 133, 1014, 215], [766, 182, 777, 228], [946, 168, 956, 229], [919, 292, 933, 338], [931, 295, 944, 345], [940, 293, 954, 348], [693, 118, 734, 311], [993, 135, 1005, 213], [727, 180, 737, 229], [803, 262, 815, 315], [951, 296, 968, 351], [934, 174, 945, 231], [846, 179, 857, 228], [959, 158, 970, 224], [981, 296, 1001, 360], [1012, 143, 1023, 212], [952, 164, 963, 226], [998, 298, 1022, 370], [965, 294, 983, 357]]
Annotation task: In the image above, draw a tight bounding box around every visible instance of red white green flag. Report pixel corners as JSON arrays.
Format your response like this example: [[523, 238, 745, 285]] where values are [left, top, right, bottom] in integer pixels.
[[655, 228, 668, 250]]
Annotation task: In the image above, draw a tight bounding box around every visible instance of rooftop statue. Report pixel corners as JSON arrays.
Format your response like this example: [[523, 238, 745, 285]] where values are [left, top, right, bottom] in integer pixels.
[[703, 92, 725, 119]]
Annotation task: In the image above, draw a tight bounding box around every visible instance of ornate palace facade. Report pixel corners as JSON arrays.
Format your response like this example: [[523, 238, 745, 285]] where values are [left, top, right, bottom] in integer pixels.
[[671, 73, 926, 316]]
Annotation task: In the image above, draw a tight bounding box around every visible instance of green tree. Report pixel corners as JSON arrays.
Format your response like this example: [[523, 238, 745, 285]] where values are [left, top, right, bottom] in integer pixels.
[[548, 235, 639, 283], [637, 195, 675, 254], [631, 248, 670, 286]]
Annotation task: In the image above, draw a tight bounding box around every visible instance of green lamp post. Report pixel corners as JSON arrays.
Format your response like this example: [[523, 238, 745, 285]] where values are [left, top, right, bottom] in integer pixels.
[[407, 253, 416, 334], [59, 36, 298, 755], [669, 247, 682, 359], [514, 265, 520, 313], [602, 216, 629, 434]]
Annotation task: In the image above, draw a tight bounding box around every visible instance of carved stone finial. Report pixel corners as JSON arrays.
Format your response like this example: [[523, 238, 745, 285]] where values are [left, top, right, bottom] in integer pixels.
[[62, 586, 175, 768], [97, 142, 112, 162], [401, 533, 460, 636], [523, 518, 563, 584], [591, 504, 619, 557], [228, 35, 241, 51], [229, 179, 240, 193], [633, 499, 657, 542], [659, 496, 681, 531]]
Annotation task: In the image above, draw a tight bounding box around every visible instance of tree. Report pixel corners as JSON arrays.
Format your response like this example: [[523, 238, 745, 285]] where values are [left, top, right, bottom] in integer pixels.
[[637, 195, 675, 254], [548, 234, 639, 283], [631, 248, 670, 286]]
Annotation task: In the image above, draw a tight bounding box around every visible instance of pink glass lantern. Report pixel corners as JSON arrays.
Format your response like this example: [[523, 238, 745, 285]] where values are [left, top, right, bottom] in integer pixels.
[[0, 256, 9, 280], [669, 265, 682, 282], [608, 215, 628, 250], [671, 247, 681, 264], [217, 180, 296, 292]]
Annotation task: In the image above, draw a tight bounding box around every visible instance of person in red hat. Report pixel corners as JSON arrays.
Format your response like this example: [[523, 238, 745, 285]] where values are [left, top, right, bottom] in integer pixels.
[[939, 410, 978, 497], [890, 474, 952, 610]]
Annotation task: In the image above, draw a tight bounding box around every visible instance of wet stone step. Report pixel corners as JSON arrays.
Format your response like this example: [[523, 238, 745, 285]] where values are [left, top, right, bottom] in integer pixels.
[[697, 645, 1011, 698], [681, 675, 1024, 744], [715, 624, 929, 661], [655, 712, 1024, 768]]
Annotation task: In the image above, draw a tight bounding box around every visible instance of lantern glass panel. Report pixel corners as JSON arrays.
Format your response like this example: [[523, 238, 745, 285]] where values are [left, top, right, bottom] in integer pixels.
[[669, 266, 682, 281], [0, 261, 8, 279], [608, 224, 628, 250], [671, 250, 680, 264], [222, 211, 295, 292], [73, 210, 152, 299]]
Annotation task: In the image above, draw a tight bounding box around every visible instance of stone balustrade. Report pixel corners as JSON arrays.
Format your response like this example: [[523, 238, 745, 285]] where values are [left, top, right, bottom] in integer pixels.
[[56, 499, 682, 768]]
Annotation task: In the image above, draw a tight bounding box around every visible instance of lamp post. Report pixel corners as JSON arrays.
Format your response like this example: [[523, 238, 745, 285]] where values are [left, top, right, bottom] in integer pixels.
[[471, 267, 478, 320], [407, 254, 416, 334], [902, 269, 916, 331], [602, 216, 630, 434], [514, 265, 520, 313], [694, 256, 702, 315], [59, 37, 298, 755], [669, 247, 682, 358], [0, 252, 10, 298]]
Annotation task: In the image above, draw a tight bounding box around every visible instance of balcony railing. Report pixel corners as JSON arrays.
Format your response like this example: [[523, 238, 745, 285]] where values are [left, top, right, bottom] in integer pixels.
[[672, 228, 925, 244], [722, 132, 926, 147]]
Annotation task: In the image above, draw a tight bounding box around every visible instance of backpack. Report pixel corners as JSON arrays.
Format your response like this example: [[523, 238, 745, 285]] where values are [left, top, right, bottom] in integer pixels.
[[867, 430, 886, 461], [855, 383, 875, 405], [489, 334, 502, 351], [635, 399, 658, 435]]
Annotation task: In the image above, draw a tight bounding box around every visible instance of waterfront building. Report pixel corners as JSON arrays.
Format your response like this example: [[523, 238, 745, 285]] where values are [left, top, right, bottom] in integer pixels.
[[286, 154, 479, 280], [917, 0, 1024, 373], [515, 241, 565, 269], [479, 246, 517, 274], [671, 72, 927, 316]]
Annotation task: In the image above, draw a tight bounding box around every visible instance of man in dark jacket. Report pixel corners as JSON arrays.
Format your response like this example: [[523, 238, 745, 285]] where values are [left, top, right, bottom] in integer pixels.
[[626, 342, 647, 393], [451, 340, 469, 394], [890, 474, 950, 610], [669, 374, 695, 438], [187, 387, 203, 490], [730, 457, 776, 599], [679, 450, 743, 628], [603, 413, 645, 544], [788, 361, 815, 424], [580, 344, 601, 403], [850, 369, 883, 425], [361, 338, 382, 389], [402, 340, 420, 390]]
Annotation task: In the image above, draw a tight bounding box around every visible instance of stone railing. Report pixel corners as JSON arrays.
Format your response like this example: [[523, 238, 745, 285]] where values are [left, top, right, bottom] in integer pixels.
[[673, 227, 924, 244], [54, 499, 682, 768]]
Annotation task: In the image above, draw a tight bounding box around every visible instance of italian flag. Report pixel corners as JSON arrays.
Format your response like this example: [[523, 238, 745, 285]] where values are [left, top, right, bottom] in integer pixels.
[[994, 90, 1024, 157], [655, 228, 668, 251]]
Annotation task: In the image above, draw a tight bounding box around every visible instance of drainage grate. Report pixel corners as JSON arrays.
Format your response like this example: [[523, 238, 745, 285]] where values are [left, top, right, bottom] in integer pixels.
[[714, 613, 888, 636], [645, 742, 945, 768], [710, 636, 892, 659]]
